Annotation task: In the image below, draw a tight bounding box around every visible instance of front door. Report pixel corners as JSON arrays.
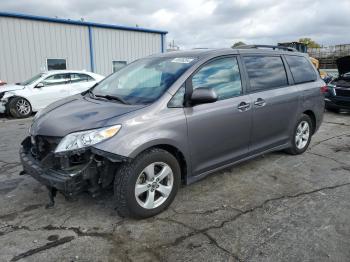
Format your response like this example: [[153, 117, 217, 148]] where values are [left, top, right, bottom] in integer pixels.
[[184, 56, 252, 176], [31, 73, 71, 109]]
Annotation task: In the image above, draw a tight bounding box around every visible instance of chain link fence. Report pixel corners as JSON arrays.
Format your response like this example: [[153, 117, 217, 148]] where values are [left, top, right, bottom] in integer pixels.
[[308, 44, 350, 69]]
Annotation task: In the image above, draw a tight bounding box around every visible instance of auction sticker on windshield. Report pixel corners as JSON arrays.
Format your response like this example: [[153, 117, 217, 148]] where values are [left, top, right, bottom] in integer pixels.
[[171, 58, 194, 63]]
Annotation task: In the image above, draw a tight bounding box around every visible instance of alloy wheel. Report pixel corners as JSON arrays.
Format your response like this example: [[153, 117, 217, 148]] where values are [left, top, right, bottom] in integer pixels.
[[16, 99, 31, 115], [134, 162, 174, 209], [295, 120, 310, 149]]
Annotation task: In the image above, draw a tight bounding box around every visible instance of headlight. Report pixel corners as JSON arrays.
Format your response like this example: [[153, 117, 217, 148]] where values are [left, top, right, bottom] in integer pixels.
[[55, 125, 121, 153]]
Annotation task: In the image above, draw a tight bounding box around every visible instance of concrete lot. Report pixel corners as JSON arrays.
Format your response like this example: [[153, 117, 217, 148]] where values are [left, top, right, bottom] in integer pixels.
[[0, 112, 349, 262]]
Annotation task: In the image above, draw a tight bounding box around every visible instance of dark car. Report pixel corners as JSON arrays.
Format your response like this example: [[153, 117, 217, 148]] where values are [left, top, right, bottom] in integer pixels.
[[20, 46, 325, 218], [325, 56, 350, 112]]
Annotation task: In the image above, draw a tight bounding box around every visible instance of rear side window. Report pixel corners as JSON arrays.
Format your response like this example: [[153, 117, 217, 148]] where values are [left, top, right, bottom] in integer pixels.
[[70, 73, 94, 83], [243, 56, 288, 92], [285, 55, 317, 84], [191, 57, 242, 100]]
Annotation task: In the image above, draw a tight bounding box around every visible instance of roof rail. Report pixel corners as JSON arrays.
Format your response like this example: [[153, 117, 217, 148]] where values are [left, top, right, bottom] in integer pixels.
[[233, 45, 297, 52]]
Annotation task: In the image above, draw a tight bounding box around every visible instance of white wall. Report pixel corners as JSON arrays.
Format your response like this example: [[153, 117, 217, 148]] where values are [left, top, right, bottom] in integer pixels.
[[91, 27, 163, 76], [0, 17, 91, 83], [0, 16, 164, 83]]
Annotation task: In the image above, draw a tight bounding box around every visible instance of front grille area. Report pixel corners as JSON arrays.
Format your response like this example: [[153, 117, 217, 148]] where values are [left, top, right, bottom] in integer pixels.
[[336, 89, 350, 97], [30, 135, 91, 170], [31, 136, 61, 161]]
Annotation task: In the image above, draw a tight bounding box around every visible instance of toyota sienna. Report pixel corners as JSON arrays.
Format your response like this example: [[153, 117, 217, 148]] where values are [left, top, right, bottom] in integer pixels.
[[20, 46, 325, 218]]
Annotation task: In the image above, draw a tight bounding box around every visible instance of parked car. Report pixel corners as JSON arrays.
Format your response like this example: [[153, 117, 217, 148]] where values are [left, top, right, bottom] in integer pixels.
[[0, 80, 7, 86], [324, 56, 350, 112], [20, 46, 325, 218], [0, 70, 104, 118]]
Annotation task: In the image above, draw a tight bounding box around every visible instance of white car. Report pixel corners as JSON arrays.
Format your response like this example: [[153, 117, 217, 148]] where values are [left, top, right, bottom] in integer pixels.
[[0, 70, 104, 118]]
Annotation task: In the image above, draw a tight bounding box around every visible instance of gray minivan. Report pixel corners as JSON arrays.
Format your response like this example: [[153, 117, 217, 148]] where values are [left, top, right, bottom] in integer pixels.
[[20, 46, 325, 218]]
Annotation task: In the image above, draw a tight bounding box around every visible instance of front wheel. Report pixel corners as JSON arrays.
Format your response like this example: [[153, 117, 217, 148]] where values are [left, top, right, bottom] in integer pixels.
[[285, 114, 313, 155], [8, 97, 32, 118], [114, 148, 181, 218]]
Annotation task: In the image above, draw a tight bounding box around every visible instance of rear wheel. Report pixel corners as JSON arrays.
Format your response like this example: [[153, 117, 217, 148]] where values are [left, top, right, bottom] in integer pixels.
[[114, 148, 181, 218], [285, 114, 312, 155], [8, 97, 32, 118]]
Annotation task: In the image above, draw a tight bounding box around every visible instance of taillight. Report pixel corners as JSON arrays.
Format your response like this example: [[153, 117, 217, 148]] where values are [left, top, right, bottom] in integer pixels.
[[320, 85, 328, 94]]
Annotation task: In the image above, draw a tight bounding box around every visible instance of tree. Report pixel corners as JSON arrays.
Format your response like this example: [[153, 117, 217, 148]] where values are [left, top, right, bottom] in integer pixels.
[[232, 41, 246, 48], [298, 38, 321, 48]]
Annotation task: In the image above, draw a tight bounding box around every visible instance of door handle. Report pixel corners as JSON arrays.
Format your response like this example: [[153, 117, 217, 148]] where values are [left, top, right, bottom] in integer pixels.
[[254, 98, 266, 107], [237, 102, 250, 111]]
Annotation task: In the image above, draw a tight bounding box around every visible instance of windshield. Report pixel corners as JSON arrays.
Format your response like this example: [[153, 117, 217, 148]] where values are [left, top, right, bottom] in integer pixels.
[[20, 73, 44, 86], [92, 56, 196, 105]]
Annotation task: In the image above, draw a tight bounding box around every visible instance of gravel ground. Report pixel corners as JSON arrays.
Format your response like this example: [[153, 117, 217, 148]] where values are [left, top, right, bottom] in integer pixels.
[[0, 111, 349, 262]]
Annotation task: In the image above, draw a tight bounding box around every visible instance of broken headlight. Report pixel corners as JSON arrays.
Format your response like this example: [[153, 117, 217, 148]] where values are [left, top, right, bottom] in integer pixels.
[[55, 125, 121, 153]]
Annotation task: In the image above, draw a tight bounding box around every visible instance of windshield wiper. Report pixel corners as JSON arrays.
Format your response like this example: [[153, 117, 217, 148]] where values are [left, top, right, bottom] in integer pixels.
[[95, 94, 129, 105]]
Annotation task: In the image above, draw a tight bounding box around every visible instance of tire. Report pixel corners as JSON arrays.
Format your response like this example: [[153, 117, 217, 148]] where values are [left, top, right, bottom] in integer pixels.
[[8, 97, 32, 118], [285, 114, 313, 155], [114, 148, 181, 218]]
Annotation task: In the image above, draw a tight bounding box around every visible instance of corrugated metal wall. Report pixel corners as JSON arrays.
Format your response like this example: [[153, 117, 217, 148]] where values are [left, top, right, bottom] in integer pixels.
[[0, 17, 91, 83], [0, 16, 164, 83], [91, 27, 162, 76]]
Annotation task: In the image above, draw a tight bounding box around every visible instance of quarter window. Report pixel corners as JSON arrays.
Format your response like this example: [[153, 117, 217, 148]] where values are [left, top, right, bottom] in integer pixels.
[[285, 55, 317, 84], [47, 59, 67, 70], [42, 74, 70, 86], [168, 86, 185, 108], [243, 56, 288, 91], [191, 57, 242, 100]]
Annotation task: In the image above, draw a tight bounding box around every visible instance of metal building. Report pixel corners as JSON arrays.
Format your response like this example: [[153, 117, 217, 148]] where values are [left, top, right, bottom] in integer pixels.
[[0, 12, 167, 83]]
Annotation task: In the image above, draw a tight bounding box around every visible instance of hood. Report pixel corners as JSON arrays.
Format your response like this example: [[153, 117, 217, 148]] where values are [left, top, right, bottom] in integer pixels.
[[0, 84, 25, 93], [336, 56, 350, 76], [31, 94, 147, 137]]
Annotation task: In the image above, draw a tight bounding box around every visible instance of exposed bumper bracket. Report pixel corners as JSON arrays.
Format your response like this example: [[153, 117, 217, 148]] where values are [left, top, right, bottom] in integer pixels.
[[46, 186, 57, 209]]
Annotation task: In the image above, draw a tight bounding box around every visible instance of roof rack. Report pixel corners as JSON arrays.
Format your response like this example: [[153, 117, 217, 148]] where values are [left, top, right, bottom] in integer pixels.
[[233, 45, 297, 52]]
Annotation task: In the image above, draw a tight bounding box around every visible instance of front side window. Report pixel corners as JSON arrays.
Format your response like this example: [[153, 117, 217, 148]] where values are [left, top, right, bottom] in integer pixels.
[[70, 73, 94, 83], [92, 57, 196, 105], [42, 73, 70, 86], [113, 61, 127, 72], [285, 55, 317, 84], [191, 57, 242, 100], [47, 59, 67, 70], [243, 56, 288, 92]]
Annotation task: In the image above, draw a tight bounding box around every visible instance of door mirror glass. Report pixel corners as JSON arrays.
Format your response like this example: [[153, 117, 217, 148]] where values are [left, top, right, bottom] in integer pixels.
[[191, 87, 218, 105], [35, 82, 44, 88]]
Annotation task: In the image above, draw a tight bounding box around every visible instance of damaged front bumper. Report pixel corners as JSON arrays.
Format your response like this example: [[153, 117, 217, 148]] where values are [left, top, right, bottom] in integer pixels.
[[19, 136, 128, 200]]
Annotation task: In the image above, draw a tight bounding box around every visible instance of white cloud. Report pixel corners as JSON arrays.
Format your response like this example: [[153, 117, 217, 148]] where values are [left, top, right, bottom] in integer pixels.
[[1, 0, 350, 49]]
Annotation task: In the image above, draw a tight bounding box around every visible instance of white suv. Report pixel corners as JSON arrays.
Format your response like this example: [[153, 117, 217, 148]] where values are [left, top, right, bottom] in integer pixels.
[[0, 70, 104, 118]]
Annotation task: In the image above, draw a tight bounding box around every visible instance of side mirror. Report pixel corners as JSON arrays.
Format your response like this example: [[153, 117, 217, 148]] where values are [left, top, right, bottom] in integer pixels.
[[35, 82, 44, 88], [190, 87, 218, 105]]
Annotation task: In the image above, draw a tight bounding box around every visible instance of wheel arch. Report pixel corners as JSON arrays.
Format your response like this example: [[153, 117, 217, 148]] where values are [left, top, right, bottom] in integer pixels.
[[302, 110, 316, 134], [6, 95, 33, 116], [130, 142, 190, 185]]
